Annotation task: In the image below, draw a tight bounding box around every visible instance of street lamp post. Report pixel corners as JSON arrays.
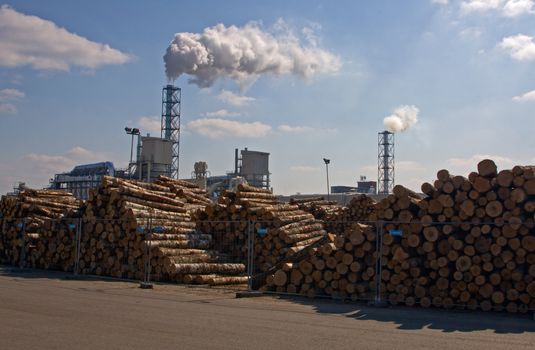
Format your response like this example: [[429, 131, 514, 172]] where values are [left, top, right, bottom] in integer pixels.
[[323, 158, 330, 200], [125, 127, 140, 178]]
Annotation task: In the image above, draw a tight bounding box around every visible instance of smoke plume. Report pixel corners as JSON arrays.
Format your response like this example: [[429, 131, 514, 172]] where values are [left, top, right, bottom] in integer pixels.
[[163, 21, 341, 87], [383, 105, 419, 133]]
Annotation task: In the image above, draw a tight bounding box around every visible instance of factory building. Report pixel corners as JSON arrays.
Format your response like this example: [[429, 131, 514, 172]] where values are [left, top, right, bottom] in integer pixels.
[[331, 177, 377, 195], [187, 148, 271, 198], [50, 134, 173, 200], [50, 162, 118, 200], [135, 136, 173, 183], [235, 148, 270, 189]]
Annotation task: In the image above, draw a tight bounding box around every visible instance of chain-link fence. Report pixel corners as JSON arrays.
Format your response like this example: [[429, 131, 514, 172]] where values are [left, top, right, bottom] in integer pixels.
[[250, 219, 377, 303], [1, 216, 534, 313], [0, 216, 254, 292], [246, 219, 535, 314]]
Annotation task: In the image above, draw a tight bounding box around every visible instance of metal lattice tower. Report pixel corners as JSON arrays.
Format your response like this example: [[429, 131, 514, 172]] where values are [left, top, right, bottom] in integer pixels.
[[378, 131, 394, 195], [161, 85, 181, 179]]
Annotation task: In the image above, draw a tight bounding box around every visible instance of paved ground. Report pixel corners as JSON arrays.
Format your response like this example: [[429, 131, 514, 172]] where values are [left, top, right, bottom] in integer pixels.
[[1, 267, 535, 350]]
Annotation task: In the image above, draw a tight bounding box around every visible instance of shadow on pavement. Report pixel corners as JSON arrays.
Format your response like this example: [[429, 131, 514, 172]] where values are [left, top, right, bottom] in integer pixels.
[[0, 265, 246, 293], [273, 294, 535, 334], [0, 265, 138, 284], [4, 265, 535, 334]]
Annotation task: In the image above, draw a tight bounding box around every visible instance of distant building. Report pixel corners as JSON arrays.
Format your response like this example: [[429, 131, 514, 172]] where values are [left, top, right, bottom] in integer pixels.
[[331, 186, 358, 194], [135, 136, 172, 183], [357, 180, 377, 194], [330, 180, 376, 195], [236, 148, 270, 189], [191, 148, 271, 199], [50, 162, 116, 200]]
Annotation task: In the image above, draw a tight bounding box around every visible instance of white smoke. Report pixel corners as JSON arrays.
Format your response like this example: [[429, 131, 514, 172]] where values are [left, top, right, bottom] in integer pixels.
[[163, 21, 341, 87], [383, 105, 419, 133]]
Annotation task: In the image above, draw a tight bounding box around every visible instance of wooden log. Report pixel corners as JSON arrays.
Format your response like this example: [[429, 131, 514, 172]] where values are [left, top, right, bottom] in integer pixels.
[[477, 159, 497, 178], [172, 263, 246, 275]]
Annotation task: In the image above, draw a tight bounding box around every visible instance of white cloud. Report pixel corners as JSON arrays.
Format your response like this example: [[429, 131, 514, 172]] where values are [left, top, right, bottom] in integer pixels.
[[203, 109, 241, 118], [447, 154, 516, 175], [164, 20, 341, 87], [360, 164, 377, 173], [0, 88, 24, 101], [396, 161, 427, 172], [217, 90, 256, 107], [0, 103, 17, 114], [23, 153, 74, 172], [278, 124, 338, 134], [459, 27, 483, 39], [137, 116, 161, 134], [0, 88, 24, 114], [503, 0, 535, 16], [460, 0, 534, 16], [432, 0, 449, 4], [513, 89, 535, 101], [65, 146, 103, 161], [383, 105, 419, 133], [0, 146, 118, 194], [0, 5, 131, 71], [460, 0, 503, 15], [278, 124, 313, 133], [290, 165, 320, 172], [187, 118, 271, 139], [23, 146, 106, 172], [19, 147, 106, 186], [499, 34, 535, 61]]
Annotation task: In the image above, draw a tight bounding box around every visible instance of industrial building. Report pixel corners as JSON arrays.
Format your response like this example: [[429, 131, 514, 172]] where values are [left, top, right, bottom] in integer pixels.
[[49, 85, 180, 200], [50, 162, 118, 200], [357, 176, 377, 194], [136, 136, 173, 183], [198, 147, 271, 198], [46, 85, 392, 201], [50, 132, 173, 200], [235, 148, 270, 189]]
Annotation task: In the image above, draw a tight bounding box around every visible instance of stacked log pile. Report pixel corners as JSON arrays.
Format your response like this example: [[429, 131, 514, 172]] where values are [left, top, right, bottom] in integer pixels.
[[196, 184, 328, 273], [261, 159, 535, 313], [263, 223, 377, 300], [290, 197, 346, 233], [290, 197, 344, 221], [154, 176, 212, 213], [369, 161, 534, 312], [0, 189, 80, 266], [4, 158, 535, 311], [373, 185, 428, 307], [195, 184, 278, 260], [79, 176, 246, 285], [28, 213, 81, 271], [345, 194, 378, 222]]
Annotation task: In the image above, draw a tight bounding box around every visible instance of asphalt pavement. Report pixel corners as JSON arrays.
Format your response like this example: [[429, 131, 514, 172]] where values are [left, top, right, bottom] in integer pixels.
[[1, 268, 534, 350]]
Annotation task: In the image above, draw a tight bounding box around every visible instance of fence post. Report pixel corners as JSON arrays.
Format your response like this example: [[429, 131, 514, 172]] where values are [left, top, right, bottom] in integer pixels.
[[74, 218, 82, 275], [1, 218, 6, 261], [247, 220, 253, 291], [374, 220, 384, 306], [140, 214, 153, 289], [19, 218, 27, 269]]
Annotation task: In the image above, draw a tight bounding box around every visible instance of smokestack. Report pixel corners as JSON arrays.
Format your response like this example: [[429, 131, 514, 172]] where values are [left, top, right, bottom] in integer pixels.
[[234, 148, 239, 175], [378, 131, 394, 195], [383, 105, 419, 133]]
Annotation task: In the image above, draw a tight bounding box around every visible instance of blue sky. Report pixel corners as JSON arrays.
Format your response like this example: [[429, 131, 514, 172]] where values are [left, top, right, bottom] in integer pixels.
[[0, 0, 534, 195]]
